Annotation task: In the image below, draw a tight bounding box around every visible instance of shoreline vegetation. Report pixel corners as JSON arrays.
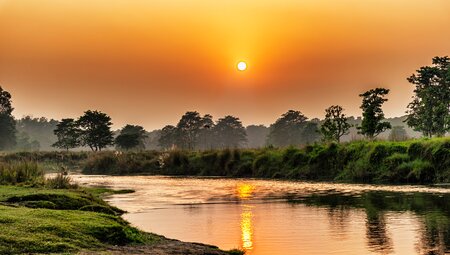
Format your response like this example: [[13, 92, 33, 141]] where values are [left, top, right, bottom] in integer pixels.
[[3, 137, 447, 185], [0, 163, 244, 255]]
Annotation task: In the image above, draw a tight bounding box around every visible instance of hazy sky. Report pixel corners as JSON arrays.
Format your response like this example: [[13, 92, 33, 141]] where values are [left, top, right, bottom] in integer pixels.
[[0, 0, 449, 130]]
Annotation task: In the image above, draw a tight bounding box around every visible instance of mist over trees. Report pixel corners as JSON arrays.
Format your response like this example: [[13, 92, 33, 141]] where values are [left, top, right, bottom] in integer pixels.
[[0, 56, 448, 152]]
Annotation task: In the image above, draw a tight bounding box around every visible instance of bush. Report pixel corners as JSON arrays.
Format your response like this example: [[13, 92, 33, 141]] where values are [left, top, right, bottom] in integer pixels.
[[0, 161, 44, 185]]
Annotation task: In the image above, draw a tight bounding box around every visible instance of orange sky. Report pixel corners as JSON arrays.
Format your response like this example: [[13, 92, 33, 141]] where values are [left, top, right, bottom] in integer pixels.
[[0, 0, 449, 129]]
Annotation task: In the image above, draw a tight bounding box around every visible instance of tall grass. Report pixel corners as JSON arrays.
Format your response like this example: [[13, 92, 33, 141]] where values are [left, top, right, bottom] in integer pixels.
[[80, 137, 450, 184], [0, 161, 44, 185]]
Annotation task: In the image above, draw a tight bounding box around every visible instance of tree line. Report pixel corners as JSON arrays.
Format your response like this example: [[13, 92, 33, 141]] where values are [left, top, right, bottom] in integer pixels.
[[0, 56, 448, 151]]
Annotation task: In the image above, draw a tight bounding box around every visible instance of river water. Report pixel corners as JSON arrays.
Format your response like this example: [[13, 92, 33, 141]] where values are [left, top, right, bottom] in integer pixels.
[[72, 175, 450, 255]]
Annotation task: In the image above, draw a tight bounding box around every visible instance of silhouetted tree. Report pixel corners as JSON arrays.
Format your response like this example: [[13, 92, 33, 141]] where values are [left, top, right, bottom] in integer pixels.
[[406, 56, 450, 137], [78, 110, 114, 151], [320, 105, 352, 143], [198, 114, 215, 150], [158, 125, 177, 150], [267, 110, 308, 147], [115, 125, 148, 151], [176, 111, 205, 150], [358, 88, 391, 139], [214, 115, 247, 148], [388, 126, 408, 141], [0, 86, 16, 150], [52, 118, 81, 151]]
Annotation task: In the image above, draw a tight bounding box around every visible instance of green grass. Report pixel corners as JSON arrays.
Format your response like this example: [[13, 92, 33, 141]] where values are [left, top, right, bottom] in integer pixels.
[[80, 137, 450, 184], [0, 185, 160, 254]]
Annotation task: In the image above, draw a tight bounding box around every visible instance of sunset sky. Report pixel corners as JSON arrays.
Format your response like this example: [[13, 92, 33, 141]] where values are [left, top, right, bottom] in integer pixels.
[[0, 0, 449, 130]]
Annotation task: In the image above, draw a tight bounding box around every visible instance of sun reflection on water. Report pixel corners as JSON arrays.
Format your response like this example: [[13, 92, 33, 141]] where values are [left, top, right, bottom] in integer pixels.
[[237, 183, 255, 253], [237, 183, 255, 199]]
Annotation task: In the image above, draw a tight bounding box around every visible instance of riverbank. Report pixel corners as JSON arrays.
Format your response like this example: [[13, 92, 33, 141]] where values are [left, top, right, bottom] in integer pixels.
[[81, 137, 449, 184], [0, 185, 243, 255]]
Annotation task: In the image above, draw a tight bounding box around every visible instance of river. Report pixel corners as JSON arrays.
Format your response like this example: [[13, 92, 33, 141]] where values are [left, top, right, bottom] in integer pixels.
[[72, 175, 450, 255]]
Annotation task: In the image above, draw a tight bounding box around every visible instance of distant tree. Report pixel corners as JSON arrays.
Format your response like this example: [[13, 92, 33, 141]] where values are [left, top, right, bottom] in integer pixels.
[[158, 125, 177, 150], [388, 126, 408, 141], [214, 115, 247, 148], [78, 110, 114, 151], [301, 121, 321, 144], [16, 131, 40, 151], [197, 114, 215, 150], [115, 125, 148, 151], [52, 118, 81, 151], [406, 56, 450, 137], [320, 105, 352, 143], [358, 88, 392, 139], [176, 111, 205, 150], [0, 86, 16, 150], [246, 125, 269, 148], [267, 110, 308, 147], [16, 116, 58, 150]]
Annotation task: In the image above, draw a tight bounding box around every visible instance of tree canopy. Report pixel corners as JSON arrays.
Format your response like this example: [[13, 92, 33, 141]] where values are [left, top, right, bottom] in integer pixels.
[[267, 110, 308, 147], [358, 88, 391, 139], [52, 118, 81, 151], [320, 105, 352, 143], [0, 86, 16, 150], [115, 125, 148, 151], [213, 115, 247, 148], [406, 56, 450, 137], [78, 110, 114, 151]]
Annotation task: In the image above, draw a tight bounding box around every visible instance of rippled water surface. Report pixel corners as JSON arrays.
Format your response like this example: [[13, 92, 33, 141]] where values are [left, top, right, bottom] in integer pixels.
[[73, 175, 450, 255]]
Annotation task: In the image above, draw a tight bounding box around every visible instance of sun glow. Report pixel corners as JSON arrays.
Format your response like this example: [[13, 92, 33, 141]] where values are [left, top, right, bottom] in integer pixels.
[[237, 61, 247, 71]]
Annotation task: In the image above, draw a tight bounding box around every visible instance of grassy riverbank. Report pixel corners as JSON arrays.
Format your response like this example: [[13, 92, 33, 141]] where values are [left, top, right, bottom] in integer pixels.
[[82, 138, 450, 184], [0, 163, 244, 255]]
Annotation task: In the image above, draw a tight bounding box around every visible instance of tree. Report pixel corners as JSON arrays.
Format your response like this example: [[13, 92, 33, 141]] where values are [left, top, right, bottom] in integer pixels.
[[267, 110, 308, 147], [52, 118, 81, 151], [406, 56, 450, 137], [320, 105, 352, 143], [158, 125, 177, 150], [0, 86, 16, 150], [388, 126, 408, 141], [358, 88, 392, 139], [176, 111, 205, 150], [213, 115, 247, 148], [16, 116, 58, 150], [115, 125, 148, 151], [78, 110, 114, 151], [197, 114, 215, 150]]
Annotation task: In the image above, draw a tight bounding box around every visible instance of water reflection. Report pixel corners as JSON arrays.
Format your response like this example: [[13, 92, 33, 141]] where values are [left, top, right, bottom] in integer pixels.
[[72, 175, 450, 255], [240, 205, 254, 252], [237, 183, 255, 252]]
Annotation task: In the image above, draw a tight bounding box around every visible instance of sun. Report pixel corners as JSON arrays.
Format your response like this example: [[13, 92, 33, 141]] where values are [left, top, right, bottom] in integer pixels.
[[237, 61, 247, 71]]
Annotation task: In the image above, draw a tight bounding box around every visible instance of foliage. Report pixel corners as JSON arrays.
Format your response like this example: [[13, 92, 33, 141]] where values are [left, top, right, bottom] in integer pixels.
[[82, 138, 450, 184], [0, 161, 44, 185], [406, 56, 450, 137], [78, 110, 114, 151], [0, 86, 16, 150], [158, 125, 178, 150], [246, 125, 269, 148], [267, 110, 309, 147], [320, 105, 352, 143], [213, 115, 248, 148], [358, 88, 392, 139], [115, 125, 148, 151], [52, 118, 81, 151]]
